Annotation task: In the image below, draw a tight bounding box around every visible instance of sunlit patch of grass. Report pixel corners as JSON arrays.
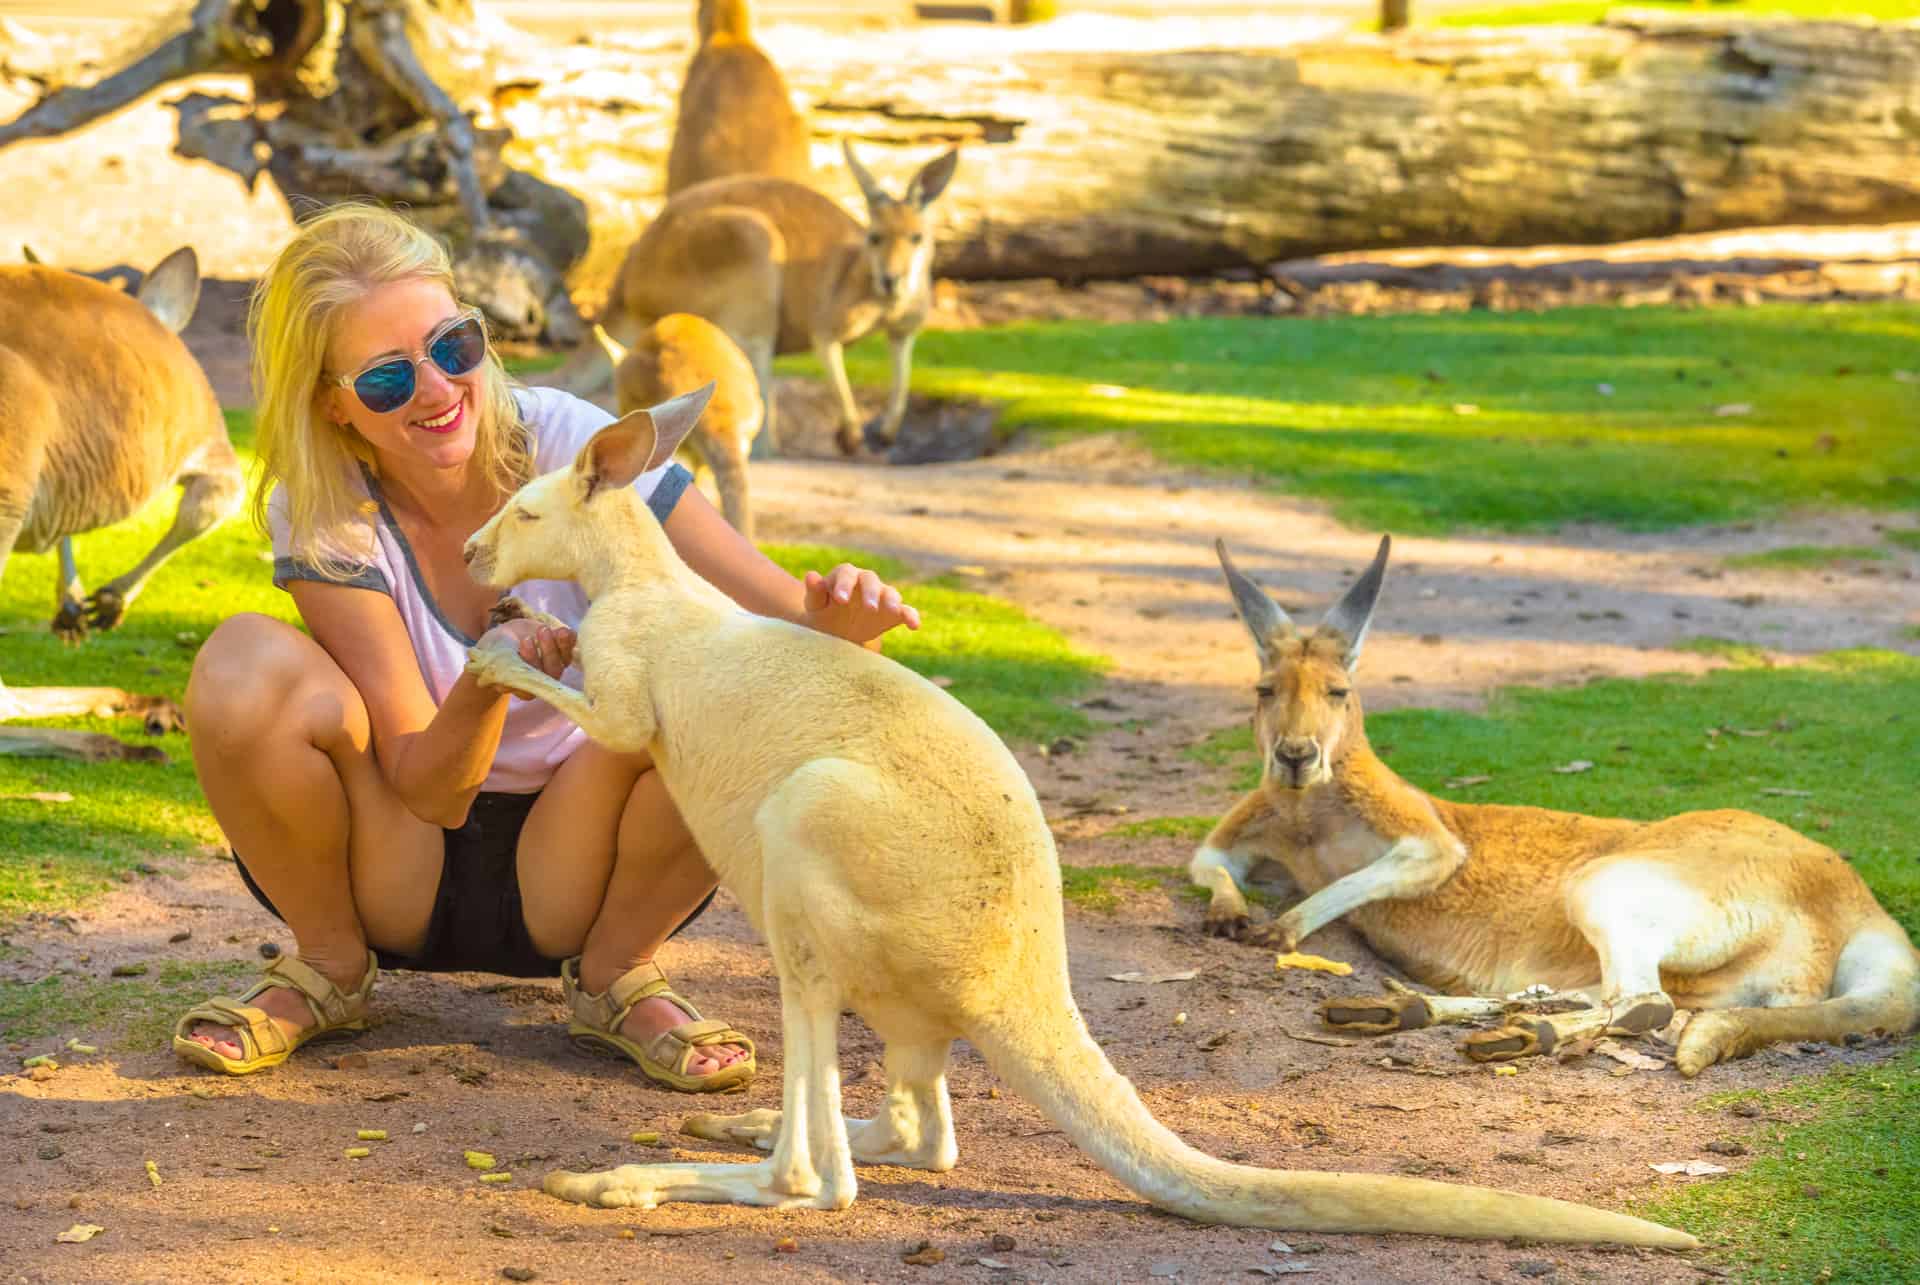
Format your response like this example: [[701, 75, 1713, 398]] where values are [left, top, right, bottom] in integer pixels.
[[1673, 636, 1777, 667], [1725, 544, 1889, 570], [1059, 863, 1170, 912], [1109, 815, 1217, 842], [785, 304, 1920, 534], [1642, 1044, 1920, 1282], [1882, 528, 1920, 552], [0, 960, 254, 1054]]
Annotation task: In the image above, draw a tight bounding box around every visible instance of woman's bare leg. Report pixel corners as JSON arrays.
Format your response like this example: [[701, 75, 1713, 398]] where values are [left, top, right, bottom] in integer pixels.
[[518, 742, 748, 1078], [183, 613, 443, 1056]]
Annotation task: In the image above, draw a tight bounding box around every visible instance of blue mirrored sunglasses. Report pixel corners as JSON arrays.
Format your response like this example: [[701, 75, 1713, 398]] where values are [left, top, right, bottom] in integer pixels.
[[331, 311, 488, 415]]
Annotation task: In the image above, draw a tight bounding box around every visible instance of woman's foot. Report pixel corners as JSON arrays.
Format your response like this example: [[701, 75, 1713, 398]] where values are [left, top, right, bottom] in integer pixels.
[[581, 966, 751, 1080], [184, 953, 373, 1061]]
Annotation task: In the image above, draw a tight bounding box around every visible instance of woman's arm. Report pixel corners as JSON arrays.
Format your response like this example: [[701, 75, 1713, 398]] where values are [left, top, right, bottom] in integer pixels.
[[290, 581, 562, 828], [662, 486, 919, 647]]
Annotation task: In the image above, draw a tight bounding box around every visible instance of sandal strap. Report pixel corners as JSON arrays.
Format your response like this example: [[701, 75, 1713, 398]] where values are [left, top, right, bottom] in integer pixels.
[[636, 1019, 757, 1080], [174, 998, 290, 1060], [243, 952, 378, 1027], [563, 958, 686, 1032]]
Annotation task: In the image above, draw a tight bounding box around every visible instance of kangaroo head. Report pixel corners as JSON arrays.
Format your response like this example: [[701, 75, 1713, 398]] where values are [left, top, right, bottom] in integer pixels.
[[464, 383, 715, 590], [1214, 536, 1391, 790], [842, 140, 960, 309]]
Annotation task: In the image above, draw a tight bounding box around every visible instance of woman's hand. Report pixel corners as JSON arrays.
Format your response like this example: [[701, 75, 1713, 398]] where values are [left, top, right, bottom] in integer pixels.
[[472, 616, 576, 698], [801, 563, 921, 646]]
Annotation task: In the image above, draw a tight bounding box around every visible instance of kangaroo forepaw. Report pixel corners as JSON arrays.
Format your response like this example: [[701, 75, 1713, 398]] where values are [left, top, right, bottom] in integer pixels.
[[487, 595, 567, 632], [1460, 1017, 1554, 1062], [1318, 990, 1434, 1034], [51, 599, 88, 644], [85, 587, 127, 632], [1202, 906, 1252, 940]]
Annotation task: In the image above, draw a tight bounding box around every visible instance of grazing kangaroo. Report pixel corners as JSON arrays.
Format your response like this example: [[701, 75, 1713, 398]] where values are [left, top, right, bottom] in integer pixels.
[[592, 315, 764, 539], [0, 246, 243, 639], [667, 0, 812, 195], [1191, 537, 1920, 1076], [601, 141, 958, 456], [456, 390, 1694, 1248]]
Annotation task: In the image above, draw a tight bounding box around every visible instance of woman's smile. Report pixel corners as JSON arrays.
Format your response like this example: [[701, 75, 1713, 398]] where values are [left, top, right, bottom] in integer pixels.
[[410, 395, 467, 436]]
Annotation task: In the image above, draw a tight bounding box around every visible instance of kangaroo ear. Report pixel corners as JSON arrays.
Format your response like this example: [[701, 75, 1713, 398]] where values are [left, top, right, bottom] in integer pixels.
[[842, 138, 888, 210], [1215, 540, 1295, 667], [1320, 536, 1392, 670], [905, 147, 959, 209], [21, 244, 42, 265], [137, 246, 201, 333], [575, 382, 716, 504]]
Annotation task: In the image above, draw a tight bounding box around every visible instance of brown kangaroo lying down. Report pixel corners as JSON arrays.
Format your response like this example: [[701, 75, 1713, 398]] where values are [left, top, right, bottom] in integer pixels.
[[1191, 537, 1920, 1075], [459, 389, 1695, 1247]]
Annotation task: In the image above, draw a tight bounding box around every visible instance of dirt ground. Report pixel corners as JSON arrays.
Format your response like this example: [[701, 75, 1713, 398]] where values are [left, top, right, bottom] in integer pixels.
[[6, 6, 1920, 1282]]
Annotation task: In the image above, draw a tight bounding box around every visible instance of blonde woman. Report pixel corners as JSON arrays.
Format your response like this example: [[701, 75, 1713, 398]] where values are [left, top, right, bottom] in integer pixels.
[[173, 204, 918, 1089]]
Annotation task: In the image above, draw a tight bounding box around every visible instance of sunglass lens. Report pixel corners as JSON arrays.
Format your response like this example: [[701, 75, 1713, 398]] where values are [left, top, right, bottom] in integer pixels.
[[430, 316, 487, 378], [354, 360, 416, 414]]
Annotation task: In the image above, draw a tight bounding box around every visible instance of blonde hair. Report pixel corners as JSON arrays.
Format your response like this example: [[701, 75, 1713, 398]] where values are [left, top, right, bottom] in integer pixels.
[[248, 203, 531, 579]]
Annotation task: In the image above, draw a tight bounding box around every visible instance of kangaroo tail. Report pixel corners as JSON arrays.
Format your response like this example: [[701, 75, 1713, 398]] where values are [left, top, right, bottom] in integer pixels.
[[1676, 922, 1920, 1076], [967, 1003, 1698, 1248]]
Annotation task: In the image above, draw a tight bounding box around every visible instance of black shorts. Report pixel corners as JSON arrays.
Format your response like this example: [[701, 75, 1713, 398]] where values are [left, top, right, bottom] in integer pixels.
[[234, 790, 712, 979]]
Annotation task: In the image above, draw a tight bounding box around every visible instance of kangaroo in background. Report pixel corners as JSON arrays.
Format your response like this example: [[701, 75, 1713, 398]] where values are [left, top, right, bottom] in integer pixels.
[[1191, 537, 1920, 1076], [0, 246, 243, 640], [455, 389, 1695, 1249], [601, 141, 959, 456], [667, 0, 813, 196], [593, 314, 764, 539]]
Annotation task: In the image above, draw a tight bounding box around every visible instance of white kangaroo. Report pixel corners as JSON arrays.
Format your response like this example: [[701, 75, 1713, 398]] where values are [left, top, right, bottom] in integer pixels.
[[456, 387, 1696, 1248], [1190, 537, 1920, 1075]]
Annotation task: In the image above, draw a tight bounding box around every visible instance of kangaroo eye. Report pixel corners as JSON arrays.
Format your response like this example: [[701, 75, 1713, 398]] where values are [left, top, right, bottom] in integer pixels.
[[911, 234, 924, 246], [1255, 685, 1275, 700], [867, 233, 882, 247], [1327, 688, 1350, 701]]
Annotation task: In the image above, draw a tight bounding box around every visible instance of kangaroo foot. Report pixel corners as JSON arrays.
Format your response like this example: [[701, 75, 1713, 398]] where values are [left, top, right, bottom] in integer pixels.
[[1318, 988, 1434, 1035]]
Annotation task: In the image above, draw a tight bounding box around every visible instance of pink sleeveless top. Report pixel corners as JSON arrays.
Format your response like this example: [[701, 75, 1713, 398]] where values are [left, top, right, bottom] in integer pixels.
[[267, 386, 691, 793]]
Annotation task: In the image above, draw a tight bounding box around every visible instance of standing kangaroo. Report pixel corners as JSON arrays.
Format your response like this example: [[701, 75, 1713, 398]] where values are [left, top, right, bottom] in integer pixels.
[[457, 389, 1695, 1249], [602, 141, 958, 456], [667, 0, 812, 195], [1191, 537, 1920, 1076], [0, 246, 243, 639]]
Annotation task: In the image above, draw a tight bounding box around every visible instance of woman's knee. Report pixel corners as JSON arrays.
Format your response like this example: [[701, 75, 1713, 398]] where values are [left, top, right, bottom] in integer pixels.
[[187, 613, 360, 748]]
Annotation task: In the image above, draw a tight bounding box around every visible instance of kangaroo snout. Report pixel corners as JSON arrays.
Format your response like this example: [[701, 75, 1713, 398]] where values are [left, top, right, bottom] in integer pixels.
[[1271, 737, 1321, 785]]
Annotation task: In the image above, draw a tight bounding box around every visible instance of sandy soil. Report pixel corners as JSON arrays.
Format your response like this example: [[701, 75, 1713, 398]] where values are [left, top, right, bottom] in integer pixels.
[[6, 7, 1920, 1280]]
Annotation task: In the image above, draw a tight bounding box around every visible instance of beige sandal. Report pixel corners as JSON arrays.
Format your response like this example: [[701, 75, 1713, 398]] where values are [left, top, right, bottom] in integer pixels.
[[561, 957, 756, 1093], [171, 952, 377, 1075]]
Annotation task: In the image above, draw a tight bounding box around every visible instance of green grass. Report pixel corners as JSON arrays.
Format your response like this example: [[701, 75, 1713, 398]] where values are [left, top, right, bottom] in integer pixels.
[[1059, 863, 1169, 912], [1, 960, 253, 1053], [1192, 650, 1920, 936], [1438, 1, 1920, 26], [1725, 544, 1890, 569], [784, 304, 1920, 535], [0, 476, 1101, 918], [1674, 636, 1778, 666], [759, 546, 1107, 742], [1642, 1044, 1920, 1283], [1882, 528, 1920, 551], [1109, 815, 1217, 842]]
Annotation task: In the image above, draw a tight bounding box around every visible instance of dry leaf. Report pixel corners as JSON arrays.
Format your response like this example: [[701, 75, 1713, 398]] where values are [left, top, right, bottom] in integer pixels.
[[1552, 760, 1594, 774], [1106, 969, 1199, 984], [1594, 1038, 1666, 1071], [54, 1223, 104, 1243], [0, 791, 73, 803], [1280, 1027, 1357, 1049], [1445, 775, 1492, 789], [1650, 1160, 1728, 1177], [1713, 403, 1753, 417], [1274, 952, 1352, 976]]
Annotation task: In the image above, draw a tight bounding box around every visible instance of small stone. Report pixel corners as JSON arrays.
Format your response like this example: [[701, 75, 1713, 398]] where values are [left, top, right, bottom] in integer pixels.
[[134, 862, 159, 876], [68, 1195, 83, 1209], [990, 1233, 1016, 1252], [501, 1269, 537, 1282], [168, 930, 192, 944], [1704, 1140, 1747, 1156], [37, 1143, 63, 1160], [1730, 1102, 1763, 1118], [1514, 1262, 1555, 1278], [903, 1241, 945, 1266], [334, 1052, 370, 1071], [110, 963, 148, 978], [259, 942, 282, 960], [412, 1123, 428, 1134]]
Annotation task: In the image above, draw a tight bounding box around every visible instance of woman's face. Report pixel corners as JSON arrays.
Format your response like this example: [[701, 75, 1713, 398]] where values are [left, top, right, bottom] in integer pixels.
[[324, 277, 484, 474]]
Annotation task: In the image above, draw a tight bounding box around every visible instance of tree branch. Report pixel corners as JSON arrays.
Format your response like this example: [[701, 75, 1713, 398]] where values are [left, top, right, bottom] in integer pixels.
[[351, 4, 492, 232]]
